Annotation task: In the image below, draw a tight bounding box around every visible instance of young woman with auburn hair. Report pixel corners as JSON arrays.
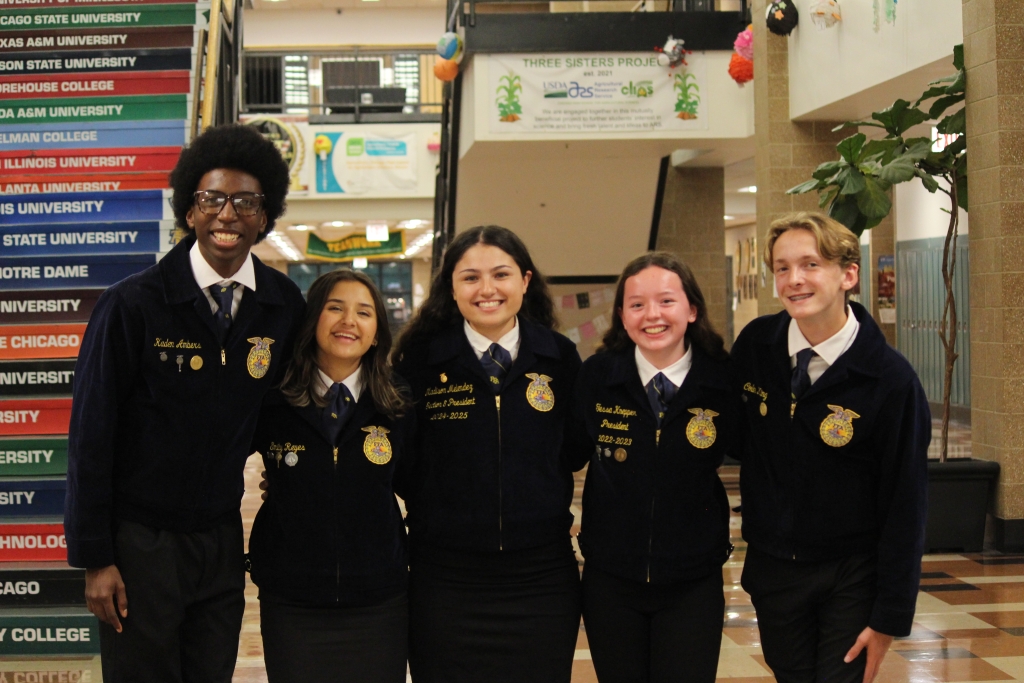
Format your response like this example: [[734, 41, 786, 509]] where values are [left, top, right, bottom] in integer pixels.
[[565, 251, 735, 683]]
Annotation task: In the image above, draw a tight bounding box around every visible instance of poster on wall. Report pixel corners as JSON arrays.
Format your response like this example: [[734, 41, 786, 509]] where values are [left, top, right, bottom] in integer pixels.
[[487, 52, 708, 134], [877, 254, 895, 324], [312, 131, 417, 195]]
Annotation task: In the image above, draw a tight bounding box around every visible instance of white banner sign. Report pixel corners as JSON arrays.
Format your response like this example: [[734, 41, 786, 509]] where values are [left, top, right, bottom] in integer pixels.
[[488, 52, 709, 134]]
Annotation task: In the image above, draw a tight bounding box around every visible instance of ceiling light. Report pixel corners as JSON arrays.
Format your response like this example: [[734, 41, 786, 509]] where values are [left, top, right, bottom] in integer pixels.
[[724, 215, 735, 220], [398, 219, 429, 229], [324, 221, 352, 228], [268, 233, 302, 261], [290, 224, 312, 231], [737, 185, 757, 193], [404, 232, 434, 257], [353, 257, 369, 268]]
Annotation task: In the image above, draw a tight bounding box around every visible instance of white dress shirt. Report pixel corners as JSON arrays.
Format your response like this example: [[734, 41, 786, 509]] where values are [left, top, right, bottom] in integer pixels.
[[635, 344, 693, 391], [464, 317, 522, 363], [787, 307, 860, 384], [315, 365, 364, 402], [189, 240, 256, 319]]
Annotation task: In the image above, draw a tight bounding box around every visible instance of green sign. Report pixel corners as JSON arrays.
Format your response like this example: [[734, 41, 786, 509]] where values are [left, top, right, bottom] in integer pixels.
[[0, 437, 68, 477], [0, 611, 100, 656], [0, 4, 201, 31], [0, 95, 187, 126], [306, 232, 405, 261]]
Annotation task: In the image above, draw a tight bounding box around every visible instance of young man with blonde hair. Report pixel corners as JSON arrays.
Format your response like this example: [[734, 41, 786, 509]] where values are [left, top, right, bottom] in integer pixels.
[[731, 212, 930, 683]]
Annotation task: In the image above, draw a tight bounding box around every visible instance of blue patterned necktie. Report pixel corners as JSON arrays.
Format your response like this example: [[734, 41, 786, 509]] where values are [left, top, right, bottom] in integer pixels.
[[480, 343, 512, 394], [791, 348, 817, 416], [646, 372, 677, 426], [323, 382, 354, 445], [209, 282, 238, 340]]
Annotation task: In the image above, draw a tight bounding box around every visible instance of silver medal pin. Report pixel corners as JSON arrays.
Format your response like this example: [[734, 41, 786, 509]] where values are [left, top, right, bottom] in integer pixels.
[[284, 451, 298, 467]]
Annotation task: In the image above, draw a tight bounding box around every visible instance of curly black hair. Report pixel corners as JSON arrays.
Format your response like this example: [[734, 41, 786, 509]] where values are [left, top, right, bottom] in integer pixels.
[[169, 124, 290, 241]]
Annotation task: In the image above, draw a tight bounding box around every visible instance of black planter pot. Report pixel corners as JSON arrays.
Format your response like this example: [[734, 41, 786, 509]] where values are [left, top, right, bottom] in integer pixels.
[[925, 458, 1000, 553]]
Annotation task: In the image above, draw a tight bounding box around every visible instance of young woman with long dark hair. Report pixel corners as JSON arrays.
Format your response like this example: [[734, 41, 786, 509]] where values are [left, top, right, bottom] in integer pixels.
[[394, 225, 582, 683], [565, 251, 735, 683], [248, 269, 413, 683]]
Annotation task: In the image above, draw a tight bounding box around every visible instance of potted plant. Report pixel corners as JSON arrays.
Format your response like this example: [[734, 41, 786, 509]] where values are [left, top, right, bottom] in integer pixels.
[[787, 45, 998, 552]]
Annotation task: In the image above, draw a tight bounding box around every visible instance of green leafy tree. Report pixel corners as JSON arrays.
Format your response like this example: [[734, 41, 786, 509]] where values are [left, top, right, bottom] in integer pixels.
[[788, 45, 966, 460], [496, 73, 522, 122]]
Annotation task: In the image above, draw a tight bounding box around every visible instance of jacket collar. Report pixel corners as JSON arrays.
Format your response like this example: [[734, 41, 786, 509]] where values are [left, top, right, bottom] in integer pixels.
[[602, 344, 730, 425], [427, 318, 562, 387], [160, 233, 288, 309], [759, 302, 885, 397], [295, 390, 379, 446]]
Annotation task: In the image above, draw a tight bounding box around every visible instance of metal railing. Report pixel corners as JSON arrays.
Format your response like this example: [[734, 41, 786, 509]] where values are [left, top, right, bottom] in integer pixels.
[[241, 48, 444, 122]]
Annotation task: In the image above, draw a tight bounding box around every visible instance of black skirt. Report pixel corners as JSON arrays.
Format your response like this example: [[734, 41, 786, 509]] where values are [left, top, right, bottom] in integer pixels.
[[408, 539, 581, 683], [260, 592, 409, 683]]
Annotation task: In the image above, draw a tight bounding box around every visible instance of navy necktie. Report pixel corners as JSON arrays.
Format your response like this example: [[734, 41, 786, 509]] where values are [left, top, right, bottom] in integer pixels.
[[480, 343, 512, 394], [209, 282, 238, 340], [646, 372, 677, 426], [791, 348, 817, 415], [323, 382, 354, 445]]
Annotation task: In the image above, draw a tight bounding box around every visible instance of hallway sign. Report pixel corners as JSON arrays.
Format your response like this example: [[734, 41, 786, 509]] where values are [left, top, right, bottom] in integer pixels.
[[488, 52, 708, 134]]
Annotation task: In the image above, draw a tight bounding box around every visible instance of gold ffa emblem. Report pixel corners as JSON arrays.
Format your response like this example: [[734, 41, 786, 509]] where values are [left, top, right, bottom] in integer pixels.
[[820, 405, 860, 447], [685, 408, 718, 449], [246, 337, 275, 379], [525, 373, 555, 412], [440, 373, 448, 383], [362, 426, 393, 465], [759, 403, 767, 416]]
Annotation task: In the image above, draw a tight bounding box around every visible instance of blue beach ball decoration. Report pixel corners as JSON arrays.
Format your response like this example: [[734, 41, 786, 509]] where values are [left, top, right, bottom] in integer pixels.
[[437, 32, 464, 63]]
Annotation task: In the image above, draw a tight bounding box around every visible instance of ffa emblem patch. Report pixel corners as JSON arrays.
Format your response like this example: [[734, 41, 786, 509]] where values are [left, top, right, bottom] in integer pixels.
[[820, 405, 860, 447], [525, 373, 555, 412], [686, 408, 719, 449], [759, 402, 767, 416], [441, 373, 448, 383], [246, 337, 274, 379], [362, 426, 393, 465]]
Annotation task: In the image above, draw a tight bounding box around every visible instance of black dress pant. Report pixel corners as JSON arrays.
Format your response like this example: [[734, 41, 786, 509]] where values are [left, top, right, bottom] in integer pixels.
[[408, 539, 581, 683], [260, 592, 409, 683], [99, 516, 246, 683], [740, 545, 878, 683], [581, 566, 725, 683]]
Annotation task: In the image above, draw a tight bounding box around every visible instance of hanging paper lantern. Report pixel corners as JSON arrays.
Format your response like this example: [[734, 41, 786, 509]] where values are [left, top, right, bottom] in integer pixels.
[[733, 24, 753, 61], [809, 0, 841, 29], [436, 32, 464, 64], [434, 58, 459, 82], [766, 0, 799, 35], [728, 53, 753, 85]]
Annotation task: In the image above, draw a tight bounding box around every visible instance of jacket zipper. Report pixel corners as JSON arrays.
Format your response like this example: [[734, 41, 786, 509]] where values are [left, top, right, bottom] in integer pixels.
[[647, 422, 659, 582], [496, 395, 503, 551]]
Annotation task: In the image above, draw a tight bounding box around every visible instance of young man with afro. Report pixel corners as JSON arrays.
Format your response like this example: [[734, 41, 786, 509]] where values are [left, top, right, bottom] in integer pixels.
[[64, 124, 306, 682]]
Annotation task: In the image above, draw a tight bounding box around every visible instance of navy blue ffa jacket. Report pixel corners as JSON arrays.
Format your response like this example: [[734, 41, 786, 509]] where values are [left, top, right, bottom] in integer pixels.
[[565, 345, 734, 585], [248, 388, 413, 607], [64, 235, 306, 569], [395, 319, 582, 552], [731, 302, 930, 637]]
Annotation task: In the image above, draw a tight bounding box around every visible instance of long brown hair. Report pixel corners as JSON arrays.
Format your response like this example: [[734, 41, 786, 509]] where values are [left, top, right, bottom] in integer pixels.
[[599, 251, 727, 362], [393, 225, 556, 362], [280, 269, 409, 418]]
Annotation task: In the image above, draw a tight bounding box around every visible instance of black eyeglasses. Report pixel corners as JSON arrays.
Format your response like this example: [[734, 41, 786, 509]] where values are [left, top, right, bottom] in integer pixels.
[[193, 190, 265, 217]]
